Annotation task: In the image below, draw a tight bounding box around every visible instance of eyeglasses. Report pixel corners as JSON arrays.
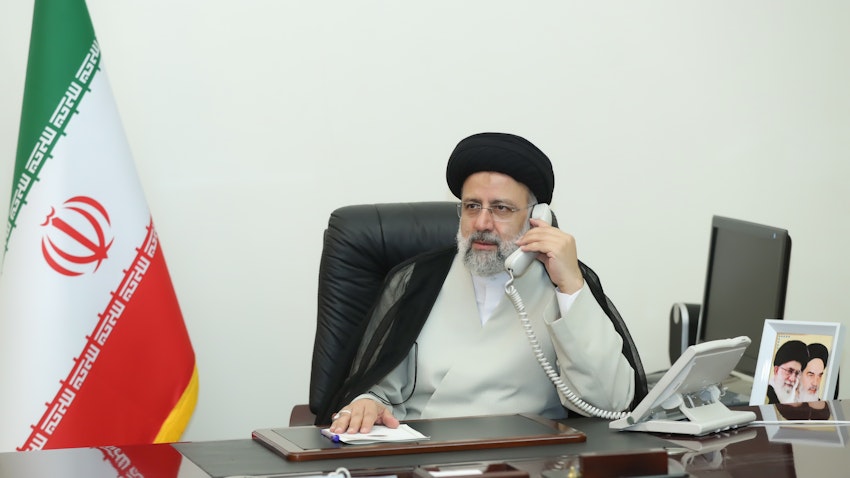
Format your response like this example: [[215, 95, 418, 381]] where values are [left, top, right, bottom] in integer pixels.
[[456, 202, 535, 223], [779, 366, 801, 378]]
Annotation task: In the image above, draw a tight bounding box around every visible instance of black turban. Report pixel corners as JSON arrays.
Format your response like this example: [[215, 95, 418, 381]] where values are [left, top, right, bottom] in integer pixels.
[[806, 342, 829, 365], [446, 132, 555, 205], [774, 340, 807, 367]]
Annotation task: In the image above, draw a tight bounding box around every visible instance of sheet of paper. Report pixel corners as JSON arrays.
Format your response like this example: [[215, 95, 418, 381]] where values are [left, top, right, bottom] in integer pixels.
[[321, 424, 429, 445]]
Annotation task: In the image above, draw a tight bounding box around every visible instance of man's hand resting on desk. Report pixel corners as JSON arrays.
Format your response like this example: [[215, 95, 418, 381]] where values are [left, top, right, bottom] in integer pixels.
[[329, 398, 400, 434]]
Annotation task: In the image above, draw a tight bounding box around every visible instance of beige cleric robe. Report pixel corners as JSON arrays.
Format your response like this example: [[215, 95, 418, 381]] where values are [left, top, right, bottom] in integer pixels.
[[365, 253, 635, 419]]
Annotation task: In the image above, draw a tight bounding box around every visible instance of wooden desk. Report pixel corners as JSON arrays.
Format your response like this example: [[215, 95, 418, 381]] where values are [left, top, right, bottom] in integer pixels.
[[2, 401, 849, 477], [176, 416, 668, 477]]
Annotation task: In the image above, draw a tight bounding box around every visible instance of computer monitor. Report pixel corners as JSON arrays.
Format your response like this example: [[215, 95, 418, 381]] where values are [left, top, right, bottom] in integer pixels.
[[696, 215, 792, 377]]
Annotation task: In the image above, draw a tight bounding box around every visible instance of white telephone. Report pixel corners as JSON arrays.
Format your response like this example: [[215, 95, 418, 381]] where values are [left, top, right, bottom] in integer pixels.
[[503, 203, 628, 420], [504, 203, 553, 276]]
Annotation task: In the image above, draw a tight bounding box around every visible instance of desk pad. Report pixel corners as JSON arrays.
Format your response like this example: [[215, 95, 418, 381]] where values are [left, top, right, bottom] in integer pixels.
[[252, 413, 586, 462]]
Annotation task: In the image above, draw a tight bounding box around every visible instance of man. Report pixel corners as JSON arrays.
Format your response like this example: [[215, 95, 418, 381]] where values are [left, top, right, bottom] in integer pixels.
[[327, 132, 639, 434], [796, 343, 829, 402], [766, 340, 807, 404]]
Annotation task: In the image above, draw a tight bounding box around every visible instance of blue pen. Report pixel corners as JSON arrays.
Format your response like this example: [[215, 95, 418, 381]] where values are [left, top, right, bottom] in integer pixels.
[[320, 428, 342, 443]]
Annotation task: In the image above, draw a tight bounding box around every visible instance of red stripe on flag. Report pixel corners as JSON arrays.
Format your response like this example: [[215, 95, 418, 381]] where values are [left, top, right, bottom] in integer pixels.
[[20, 219, 195, 450]]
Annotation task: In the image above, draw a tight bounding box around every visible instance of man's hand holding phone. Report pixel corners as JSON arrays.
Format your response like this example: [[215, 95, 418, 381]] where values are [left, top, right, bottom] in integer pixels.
[[512, 208, 584, 294]]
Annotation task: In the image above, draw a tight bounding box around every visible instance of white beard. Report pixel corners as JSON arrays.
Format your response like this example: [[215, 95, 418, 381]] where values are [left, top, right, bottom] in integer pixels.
[[796, 389, 819, 403], [770, 374, 797, 403], [456, 223, 530, 277]]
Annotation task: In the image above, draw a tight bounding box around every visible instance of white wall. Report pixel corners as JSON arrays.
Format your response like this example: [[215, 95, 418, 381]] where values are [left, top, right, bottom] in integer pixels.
[[1, 1, 848, 443]]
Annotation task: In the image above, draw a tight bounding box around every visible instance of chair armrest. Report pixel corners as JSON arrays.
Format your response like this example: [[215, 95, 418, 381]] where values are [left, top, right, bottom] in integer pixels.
[[289, 404, 317, 426]]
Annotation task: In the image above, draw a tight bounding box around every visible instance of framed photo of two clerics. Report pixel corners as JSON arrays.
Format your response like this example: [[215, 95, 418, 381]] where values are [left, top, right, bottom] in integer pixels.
[[750, 320, 845, 406]]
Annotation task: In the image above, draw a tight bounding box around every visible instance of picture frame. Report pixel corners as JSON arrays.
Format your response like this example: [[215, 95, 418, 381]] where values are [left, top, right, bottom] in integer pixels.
[[750, 320, 844, 406]]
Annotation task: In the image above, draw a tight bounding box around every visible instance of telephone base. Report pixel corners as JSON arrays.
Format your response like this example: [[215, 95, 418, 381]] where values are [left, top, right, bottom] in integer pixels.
[[610, 337, 757, 436], [611, 399, 756, 436]]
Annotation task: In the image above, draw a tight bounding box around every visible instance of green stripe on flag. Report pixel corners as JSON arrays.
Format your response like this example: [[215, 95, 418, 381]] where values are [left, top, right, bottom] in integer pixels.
[[5, 0, 99, 254]]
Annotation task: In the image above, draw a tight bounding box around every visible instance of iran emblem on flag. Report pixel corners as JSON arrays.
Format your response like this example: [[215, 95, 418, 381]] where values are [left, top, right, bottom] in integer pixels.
[[0, 0, 198, 451]]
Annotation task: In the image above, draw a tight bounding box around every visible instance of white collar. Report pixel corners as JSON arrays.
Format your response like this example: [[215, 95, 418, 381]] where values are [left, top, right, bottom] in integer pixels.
[[471, 271, 510, 325]]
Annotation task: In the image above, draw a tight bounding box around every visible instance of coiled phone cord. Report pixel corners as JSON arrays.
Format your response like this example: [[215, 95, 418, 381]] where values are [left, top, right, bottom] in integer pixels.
[[504, 275, 628, 420]]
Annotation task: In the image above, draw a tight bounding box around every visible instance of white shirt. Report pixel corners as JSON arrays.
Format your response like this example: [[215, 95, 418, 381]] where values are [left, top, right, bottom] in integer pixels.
[[472, 271, 580, 325]]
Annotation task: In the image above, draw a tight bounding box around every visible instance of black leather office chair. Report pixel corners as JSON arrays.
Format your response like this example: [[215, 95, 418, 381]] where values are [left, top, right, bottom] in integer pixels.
[[293, 201, 647, 426]]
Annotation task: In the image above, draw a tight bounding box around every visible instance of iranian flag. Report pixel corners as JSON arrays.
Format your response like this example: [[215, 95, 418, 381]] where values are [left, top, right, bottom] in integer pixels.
[[0, 0, 198, 452]]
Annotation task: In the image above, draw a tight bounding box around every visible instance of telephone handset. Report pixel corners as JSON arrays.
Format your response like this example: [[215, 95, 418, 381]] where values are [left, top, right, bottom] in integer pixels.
[[504, 203, 553, 276], [503, 203, 628, 420]]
